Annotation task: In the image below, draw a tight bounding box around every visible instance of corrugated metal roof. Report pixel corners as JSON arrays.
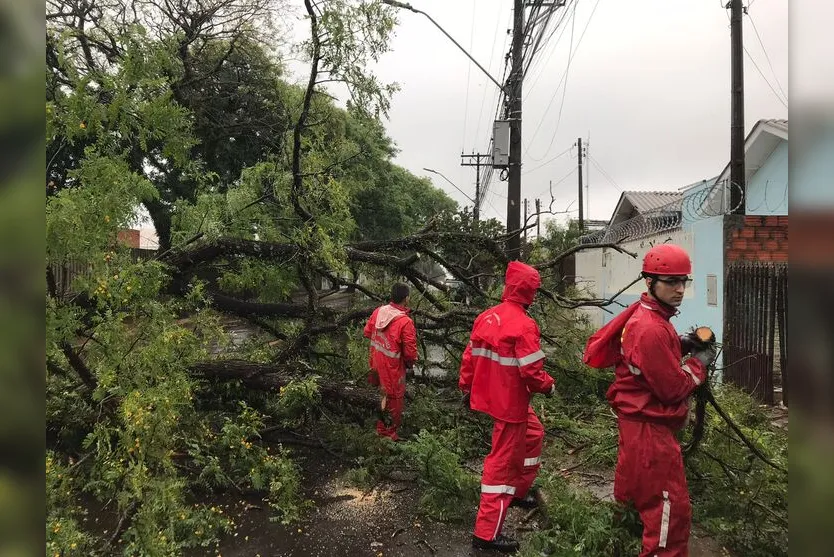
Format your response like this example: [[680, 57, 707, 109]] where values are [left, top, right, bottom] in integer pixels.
[[765, 118, 788, 133], [622, 190, 682, 213]]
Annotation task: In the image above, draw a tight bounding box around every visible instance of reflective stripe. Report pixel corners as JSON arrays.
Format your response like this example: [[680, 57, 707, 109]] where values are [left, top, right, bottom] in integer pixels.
[[493, 500, 504, 540], [659, 491, 670, 548], [620, 347, 641, 375], [682, 363, 701, 385], [640, 303, 656, 311], [518, 350, 546, 367], [481, 484, 516, 495], [523, 456, 541, 467], [370, 340, 400, 359], [471, 347, 519, 367]]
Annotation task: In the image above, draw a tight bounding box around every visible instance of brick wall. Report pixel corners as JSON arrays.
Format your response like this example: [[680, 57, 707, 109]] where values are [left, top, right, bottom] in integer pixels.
[[117, 229, 141, 248], [727, 215, 788, 262]]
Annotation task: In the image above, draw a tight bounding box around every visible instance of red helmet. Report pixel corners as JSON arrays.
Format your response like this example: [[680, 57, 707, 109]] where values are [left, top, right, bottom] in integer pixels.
[[642, 244, 691, 276]]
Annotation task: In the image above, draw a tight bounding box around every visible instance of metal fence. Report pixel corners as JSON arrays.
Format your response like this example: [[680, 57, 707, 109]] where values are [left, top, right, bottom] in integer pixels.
[[49, 248, 157, 297], [723, 262, 788, 405]]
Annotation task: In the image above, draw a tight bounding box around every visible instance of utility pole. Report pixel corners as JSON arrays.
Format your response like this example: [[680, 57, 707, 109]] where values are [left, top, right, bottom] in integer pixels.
[[585, 134, 590, 221], [577, 137, 584, 231], [506, 0, 524, 260], [461, 152, 491, 223], [729, 0, 745, 213], [523, 198, 529, 243], [535, 198, 541, 237]]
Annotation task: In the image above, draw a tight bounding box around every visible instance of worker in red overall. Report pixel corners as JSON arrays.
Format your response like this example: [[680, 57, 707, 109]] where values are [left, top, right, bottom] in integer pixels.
[[583, 244, 717, 556], [364, 282, 418, 441], [459, 261, 556, 553]]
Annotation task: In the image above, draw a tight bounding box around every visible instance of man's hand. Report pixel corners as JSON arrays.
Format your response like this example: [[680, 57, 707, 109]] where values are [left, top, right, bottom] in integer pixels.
[[679, 334, 696, 355], [692, 344, 718, 368], [544, 384, 556, 398], [405, 365, 414, 378]]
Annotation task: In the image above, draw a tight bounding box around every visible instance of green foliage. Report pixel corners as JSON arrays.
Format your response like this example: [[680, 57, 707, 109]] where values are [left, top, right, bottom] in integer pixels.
[[348, 166, 458, 241], [396, 430, 480, 522], [277, 377, 322, 417], [46, 453, 99, 556], [46, 151, 158, 265], [684, 386, 787, 556], [528, 219, 585, 265], [519, 474, 641, 557], [342, 466, 374, 490]]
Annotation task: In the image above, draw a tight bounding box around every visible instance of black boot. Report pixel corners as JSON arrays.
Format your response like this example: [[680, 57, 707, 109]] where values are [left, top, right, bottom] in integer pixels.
[[510, 487, 539, 509], [471, 534, 520, 553]]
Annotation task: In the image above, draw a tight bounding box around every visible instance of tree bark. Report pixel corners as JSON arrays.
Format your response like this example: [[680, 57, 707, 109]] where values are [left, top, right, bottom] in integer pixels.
[[191, 359, 380, 411]]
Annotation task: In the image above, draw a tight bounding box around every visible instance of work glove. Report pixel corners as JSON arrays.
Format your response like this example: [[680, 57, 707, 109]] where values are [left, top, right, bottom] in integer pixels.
[[691, 344, 718, 368], [679, 334, 696, 355], [461, 391, 472, 411], [405, 365, 414, 378], [544, 384, 556, 398]]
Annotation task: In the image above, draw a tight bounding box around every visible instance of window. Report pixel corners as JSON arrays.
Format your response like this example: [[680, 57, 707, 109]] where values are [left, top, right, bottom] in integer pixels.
[[706, 274, 718, 306]]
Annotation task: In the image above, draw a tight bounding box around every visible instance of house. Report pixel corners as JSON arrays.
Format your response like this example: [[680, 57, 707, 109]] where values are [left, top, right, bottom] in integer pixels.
[[575, 119, 788, 404]]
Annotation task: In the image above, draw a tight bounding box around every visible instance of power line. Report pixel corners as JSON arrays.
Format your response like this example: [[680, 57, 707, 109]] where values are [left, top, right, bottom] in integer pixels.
[[523, 1, 575, 95], [482, 188, 505, 220], [472, 7, 510, 147], [744, 46, 788, 108], [746, 10, 787, 103], [522, 145, 572, 175], [529, 166, 576, 199], [527, 0, 601, 159], [587, 154, 622, 192], [461, 0, 476, 150], [543, 6, 576, 157], [476, 46, 512, 208], [722, 5, 787, 109]]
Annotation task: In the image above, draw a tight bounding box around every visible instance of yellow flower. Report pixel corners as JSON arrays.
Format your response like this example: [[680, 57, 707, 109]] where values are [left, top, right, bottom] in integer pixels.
[[79, 122, 86, 129], [104, 215, 110, 223], [70, 542, 77, 549]]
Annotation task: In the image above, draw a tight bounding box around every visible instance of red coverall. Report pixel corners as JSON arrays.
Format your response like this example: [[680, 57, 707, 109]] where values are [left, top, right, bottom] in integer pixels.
[[459, 261, 554, 542], [364, 302, 417, 440], [583, 293, 707, 557]]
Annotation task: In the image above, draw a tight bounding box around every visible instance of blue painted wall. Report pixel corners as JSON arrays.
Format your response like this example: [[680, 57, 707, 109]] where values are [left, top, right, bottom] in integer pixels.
[[595, 180, 726, 343], [679, 220, 724, 343], [793, 127, 834, 208], [746, 141, 788, 215]]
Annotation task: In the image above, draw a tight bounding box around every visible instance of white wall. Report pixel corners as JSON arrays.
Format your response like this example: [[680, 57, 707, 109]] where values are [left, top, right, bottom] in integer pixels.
[[574, 229, 696, 329]]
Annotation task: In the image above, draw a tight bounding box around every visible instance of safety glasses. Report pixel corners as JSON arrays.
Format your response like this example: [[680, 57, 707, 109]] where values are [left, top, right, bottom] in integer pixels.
[[654, 276, 692, 288]]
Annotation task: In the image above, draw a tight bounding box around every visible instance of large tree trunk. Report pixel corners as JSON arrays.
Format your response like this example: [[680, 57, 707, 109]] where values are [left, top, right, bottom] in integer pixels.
[[191, 359, 381, 410]]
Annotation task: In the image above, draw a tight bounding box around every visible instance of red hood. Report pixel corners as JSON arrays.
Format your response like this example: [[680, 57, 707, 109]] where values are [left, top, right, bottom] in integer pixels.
[[374, 302, 410, 329], [501, 261, 541, 306]]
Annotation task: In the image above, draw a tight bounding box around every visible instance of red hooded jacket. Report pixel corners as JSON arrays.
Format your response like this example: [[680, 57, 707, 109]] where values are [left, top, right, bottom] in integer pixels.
[[363, 302, 418, 396], [584, 293, 706, 430], [459, 261, 554, 423]]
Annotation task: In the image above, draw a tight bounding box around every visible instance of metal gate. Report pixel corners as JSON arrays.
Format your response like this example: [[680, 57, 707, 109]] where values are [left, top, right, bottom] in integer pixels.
[[723, 262, 788, 405]]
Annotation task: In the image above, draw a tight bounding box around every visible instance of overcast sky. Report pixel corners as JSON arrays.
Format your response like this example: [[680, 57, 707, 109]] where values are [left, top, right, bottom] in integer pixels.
[[370, 0, 789, 227]]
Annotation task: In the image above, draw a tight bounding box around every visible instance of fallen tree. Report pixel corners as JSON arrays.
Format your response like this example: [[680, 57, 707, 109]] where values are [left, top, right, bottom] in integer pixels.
[[45, 1, 786, 555]]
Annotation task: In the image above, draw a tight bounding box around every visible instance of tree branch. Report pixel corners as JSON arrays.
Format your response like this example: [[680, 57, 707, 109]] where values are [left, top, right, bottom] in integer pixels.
[[191, 359, 380, 410], [289, 0, 322, 223], [534, 242, 638, 271]]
